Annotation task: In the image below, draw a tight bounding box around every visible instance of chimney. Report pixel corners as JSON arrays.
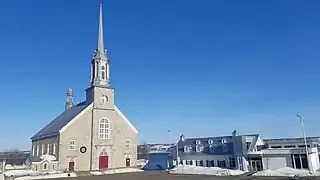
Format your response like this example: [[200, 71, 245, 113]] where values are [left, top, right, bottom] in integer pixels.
[[180, 134, 185, 141], [232, 130, 239, 136], [65, 88, 74, 110]]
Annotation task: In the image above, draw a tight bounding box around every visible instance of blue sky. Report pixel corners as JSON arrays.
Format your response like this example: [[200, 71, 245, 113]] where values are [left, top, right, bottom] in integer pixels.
[[0, 0, 320, 151]]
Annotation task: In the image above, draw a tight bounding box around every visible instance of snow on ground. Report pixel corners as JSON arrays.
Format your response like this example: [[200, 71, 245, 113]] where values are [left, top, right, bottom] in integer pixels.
[[90, 168, 144, 175], [4, 170, 39, 177], [252, 167, 320, 177], [0, 174, 4, 180], [4, 169, 65, 177], [14, 173, 77, 180], [169, 165, 244, 176]]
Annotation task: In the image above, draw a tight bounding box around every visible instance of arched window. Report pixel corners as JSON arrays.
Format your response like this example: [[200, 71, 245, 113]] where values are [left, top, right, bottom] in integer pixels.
[[101, 65, 106, 79], [99, 118, 110, 139]]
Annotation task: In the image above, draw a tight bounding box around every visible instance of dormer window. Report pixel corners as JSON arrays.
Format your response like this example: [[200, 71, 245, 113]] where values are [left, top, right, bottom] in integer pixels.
[[221, 138, 227, 144], [208, 139, 214, 144], [184, 145, 192, 152], [196, 140, 201, 145]]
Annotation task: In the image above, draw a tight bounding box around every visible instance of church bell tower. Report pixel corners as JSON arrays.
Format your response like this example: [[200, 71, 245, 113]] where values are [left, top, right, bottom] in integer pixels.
[[86, 3, 114, 110]]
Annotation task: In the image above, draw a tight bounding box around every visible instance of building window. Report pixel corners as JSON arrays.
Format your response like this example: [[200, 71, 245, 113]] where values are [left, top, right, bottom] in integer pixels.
[[41, 144, 44, 155], [53, 165, 55, 170], [229, 156, 236, 168], [196, 140, 201, 145], [196, 145, 204, 152], [47, 144, 50, 155], [43, 163, 47, 170], [208, 139, 214, 144], [36, 145, 39, 156], [69, 139, 75, 150], [53, 143, 56, 155], [101, 65, 106, 79], [184, 145, 192, 152], [99, 118, 110, 139], [32, 146, 35, 156], [125, 140, 130, 148]]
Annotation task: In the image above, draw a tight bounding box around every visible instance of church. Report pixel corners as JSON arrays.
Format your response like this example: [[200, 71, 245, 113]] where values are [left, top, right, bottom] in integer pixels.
[[27, 3, 139, 172]]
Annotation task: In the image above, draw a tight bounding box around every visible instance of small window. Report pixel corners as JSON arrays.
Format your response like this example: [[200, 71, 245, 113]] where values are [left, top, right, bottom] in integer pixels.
[[53, 165, 55, 170], [102, 71, 105, 79], [69, 139, 75, 150], [53, 143, 56, 155], [43, 163, 47, 170], [184, 145, 192, 152], [221, 138, 227, 143], [32, 146, 35, 156], [47, 144, 50, 155], [125, 140, 130, 148], [196, 145, 204, 152], [196, 140, 201, 145], [35, 166, 38, 171], [36, 145, 39, 156], [41, 144, 44, 155]]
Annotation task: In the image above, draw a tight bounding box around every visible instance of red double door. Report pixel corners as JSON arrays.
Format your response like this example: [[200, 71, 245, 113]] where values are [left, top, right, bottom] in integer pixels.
[[68, 161, 75, 171], [99, 156, 109, 169]]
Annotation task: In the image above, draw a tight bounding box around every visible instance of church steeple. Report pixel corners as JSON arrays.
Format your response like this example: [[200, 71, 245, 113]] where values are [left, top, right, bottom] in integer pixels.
[[91, 3, 110, 88]]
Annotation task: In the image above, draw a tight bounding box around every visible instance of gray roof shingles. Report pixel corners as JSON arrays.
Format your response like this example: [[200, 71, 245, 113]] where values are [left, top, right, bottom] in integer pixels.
[[31, 102, 89, 141]]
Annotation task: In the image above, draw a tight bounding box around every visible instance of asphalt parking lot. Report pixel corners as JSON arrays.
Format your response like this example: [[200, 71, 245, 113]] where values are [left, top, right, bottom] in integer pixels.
[[56, 171, 320, 180]]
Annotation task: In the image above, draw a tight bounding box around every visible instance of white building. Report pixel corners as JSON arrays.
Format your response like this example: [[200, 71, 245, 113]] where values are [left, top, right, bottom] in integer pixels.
[[170, 131, 320, 172]]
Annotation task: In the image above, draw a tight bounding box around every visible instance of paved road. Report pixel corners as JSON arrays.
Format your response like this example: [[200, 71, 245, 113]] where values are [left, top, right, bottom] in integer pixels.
[[57, 171, 319, 180]]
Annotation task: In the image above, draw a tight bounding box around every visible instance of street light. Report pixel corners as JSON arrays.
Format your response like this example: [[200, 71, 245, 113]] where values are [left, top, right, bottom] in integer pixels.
[[296, 114, 311, 174], [167, 129, 179, 167]]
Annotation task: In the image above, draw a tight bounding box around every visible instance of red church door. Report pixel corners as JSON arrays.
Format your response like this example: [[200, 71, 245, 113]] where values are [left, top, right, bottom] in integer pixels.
[[126, 158, 130, 167], [68, 161, 75, 171], [99, 156, 108, 169]]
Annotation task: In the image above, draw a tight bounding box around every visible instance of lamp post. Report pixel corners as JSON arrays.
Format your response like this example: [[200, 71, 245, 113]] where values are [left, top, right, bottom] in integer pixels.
[[296, 114, 311, 174], [168, 129, 179, 167]]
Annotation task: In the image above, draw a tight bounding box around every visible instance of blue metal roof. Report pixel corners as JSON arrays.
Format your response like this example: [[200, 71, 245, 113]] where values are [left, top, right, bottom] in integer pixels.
[[31, 102, 89, 141]]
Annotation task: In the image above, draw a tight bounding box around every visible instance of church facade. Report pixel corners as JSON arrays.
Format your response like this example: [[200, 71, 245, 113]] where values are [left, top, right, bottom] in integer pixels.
[[29, 4, 138, 171]]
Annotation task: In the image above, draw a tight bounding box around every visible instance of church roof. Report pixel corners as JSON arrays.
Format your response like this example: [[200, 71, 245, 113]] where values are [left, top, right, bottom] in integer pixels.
[[31, 102, 89, 141]]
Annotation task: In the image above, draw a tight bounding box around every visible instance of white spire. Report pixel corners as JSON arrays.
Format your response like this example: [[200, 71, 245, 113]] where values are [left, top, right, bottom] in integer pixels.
[[97, 3, 104, 53], [90, 2, 110, 88]]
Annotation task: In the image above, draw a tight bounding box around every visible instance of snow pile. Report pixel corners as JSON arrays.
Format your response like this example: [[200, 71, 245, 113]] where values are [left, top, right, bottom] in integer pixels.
[[104, 167, 144, 174], [40, 155, 56, 161], [90, 171, 103, 175], [135, 159, 148, 168], [148, 144, 173, 153], [4, 170, 39, 177], [253, 167, 320, 177], [91, 168, 144, 175], [5, 165, 28, 170], [14, 173, 77, 180], [169, 165, 244, 176]]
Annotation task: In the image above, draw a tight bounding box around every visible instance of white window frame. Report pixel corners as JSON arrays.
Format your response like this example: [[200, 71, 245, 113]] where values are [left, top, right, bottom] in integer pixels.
[[43, 163, 47, 170], [101, 65, 106, 79], [196, 145, 204, 152], [41, 144, 44, 155], [32, 146, 35, 156], [99, 118, 110, 139], [47, 144, 50, 155], [36, 145, 39, 156], [53, 143, 56, 155], [69, 138, 76, 150], [184, 145, 192, 152]]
